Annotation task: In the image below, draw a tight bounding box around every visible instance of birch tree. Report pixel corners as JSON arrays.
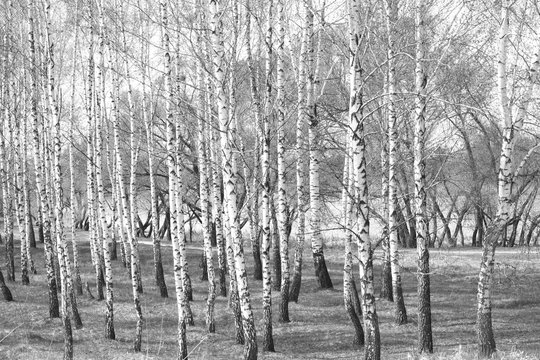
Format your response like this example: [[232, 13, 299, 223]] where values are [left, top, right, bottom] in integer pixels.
[[276, 0, 290, 323], [306, 0, 333, 290], [95, 0, 115, 339], [414, 0, 432, 353], [342, 139, 364, 347], [289, 0, 309, 302], [385, 0, 407, 325], [140, 0, 167, 298], [349, 0, 380, 357], [476, 1, 540, 357], [28, 0, 60, 317], [161, 1, 188, 357], [210, 0, 258, 356], [260, 0, 275, 350], [44, 0, 74, 356]]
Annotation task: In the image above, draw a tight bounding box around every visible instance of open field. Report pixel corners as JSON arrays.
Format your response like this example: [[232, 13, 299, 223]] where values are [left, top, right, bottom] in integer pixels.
[[0, 231, 539, 360]]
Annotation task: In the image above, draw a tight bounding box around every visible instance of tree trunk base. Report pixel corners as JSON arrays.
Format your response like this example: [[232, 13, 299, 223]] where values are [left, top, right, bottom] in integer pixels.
[[313, 252, 333, 289], [253, 248, 262, 281], [289, 268, 302, 303], [477, 310, 496, 358], [156, 262, 168, 298], [380, 259, 393, 301], [262, 307, 275, 352], [218, 268, 227, 297], [365, 313, 381, 360], [279, 281, 290, 323]]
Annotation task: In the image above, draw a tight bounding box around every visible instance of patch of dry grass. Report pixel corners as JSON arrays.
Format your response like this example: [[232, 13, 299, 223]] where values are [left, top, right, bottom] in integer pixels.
[[0, 231, 539, 359]]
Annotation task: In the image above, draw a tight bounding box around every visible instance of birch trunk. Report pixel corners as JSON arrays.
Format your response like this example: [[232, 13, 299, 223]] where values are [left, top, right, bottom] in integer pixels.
[[2, 1, 15, 285], [476, 2, 540, 356], [111, 64, 144, 351], [44, 0, 73, 355], [95, 0, 115, 339], [174, 37, 194, 307], [245, 0, 264, 282], [306, 0, 332, 289], [210, 0, 257, 356], [15, 106, 29, 285], [342, 139, 364, 346], [289, 0, 309, 302], [379, 132, 392, 301], [261, 0, 275, 350], [122, 20, 144, 296], [349, 0, 381, 356], [414, 0, 432, 353], [161, 2, 187, 357], [385, 0, 407, 325], [28, 0, 59, 316], [140, 5, 167, 297], [276, 0, 290, 322]]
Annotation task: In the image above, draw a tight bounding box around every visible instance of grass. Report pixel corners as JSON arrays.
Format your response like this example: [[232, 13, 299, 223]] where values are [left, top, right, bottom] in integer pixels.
[[0, 230, 539, 359]]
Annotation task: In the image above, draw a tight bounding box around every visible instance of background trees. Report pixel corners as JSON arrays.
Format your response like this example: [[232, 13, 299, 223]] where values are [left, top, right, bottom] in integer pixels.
[[0, 0, 539, 359]]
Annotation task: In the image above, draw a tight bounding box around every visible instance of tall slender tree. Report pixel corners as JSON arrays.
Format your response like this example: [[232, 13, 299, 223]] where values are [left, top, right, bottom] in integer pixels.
[[44, 0, 74, 356], [385, 0, 407, 325], [210, 0, 258, 356], [161, 1, 188, 357], [349, 0, 381, 357], [306, 0, 333, 290], [476, 2, 540, 357], [276, 0, 290, 323], [414, 0, 432, 353], [28, 0, 59, 317]]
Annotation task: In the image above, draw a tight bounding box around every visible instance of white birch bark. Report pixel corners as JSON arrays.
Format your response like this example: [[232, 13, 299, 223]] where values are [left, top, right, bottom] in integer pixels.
[[476, 2, 540, 356], [261, 0, 275, 350], [196, 2, 216, 332], [161, 2, 188, 357], [95, 0, 115, 339], [210, 0, 257, 356], [276, 0, 290, 323], [28, 0, 59, 316], [414, 0, 432, 353], [349, 0, 381, 356], [384, 0, 407, 325], [15, 100, 29, 285], [44, 0, 74, 355], [139, 3, 167, 297]]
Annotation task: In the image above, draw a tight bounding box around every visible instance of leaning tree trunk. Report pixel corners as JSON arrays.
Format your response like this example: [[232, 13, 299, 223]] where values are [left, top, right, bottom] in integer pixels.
[[28, 0, 59, 316], [476, 2, 540, 357], [112, 66, 144, 351], [45, 1, 74, 356], [342, 139, 364, 347], [211, 0, 258, 356], [348, 0, 381, 356]]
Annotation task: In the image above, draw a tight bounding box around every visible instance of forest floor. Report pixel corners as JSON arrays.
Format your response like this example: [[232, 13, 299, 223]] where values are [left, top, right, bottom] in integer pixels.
[[0, 231, 539, 360]]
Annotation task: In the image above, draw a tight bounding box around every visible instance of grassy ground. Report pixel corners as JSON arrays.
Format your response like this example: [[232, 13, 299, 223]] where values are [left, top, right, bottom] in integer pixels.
[[0, 231, 539, 360]]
